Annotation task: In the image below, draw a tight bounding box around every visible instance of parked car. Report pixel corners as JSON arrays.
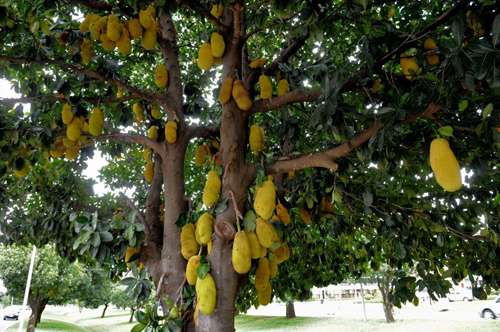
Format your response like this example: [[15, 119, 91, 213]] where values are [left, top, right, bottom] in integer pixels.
[[480, 296, 500, 319], [447, 288, 473, 302], [2, 305, 31, 320]]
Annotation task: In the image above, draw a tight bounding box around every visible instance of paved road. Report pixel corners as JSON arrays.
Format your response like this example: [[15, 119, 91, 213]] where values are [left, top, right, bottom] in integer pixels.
[[0, 319, 16, 332]]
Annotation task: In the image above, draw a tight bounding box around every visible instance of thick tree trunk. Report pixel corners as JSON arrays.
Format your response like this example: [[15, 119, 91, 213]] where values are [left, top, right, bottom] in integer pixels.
[[27, 296, 47, 332], [286, 301, 296, 318], [129, 308, 135, 323], [101, 303, 108, 318], [377, 275, 395, 323]]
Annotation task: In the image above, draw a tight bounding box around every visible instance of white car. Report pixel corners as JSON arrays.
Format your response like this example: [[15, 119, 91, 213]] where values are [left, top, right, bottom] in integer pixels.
[[480, 296, 500, 319], [2, 305, 31, 321], [447, 288, 473, 302]]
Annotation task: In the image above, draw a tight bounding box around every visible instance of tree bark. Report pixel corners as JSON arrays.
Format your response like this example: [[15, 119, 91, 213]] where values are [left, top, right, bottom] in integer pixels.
[[27, 296, 47, 332], [101, 303, 108, 318], [129, 308, 135, 323], [377, 275, 395, 323], [285, 301, 296, 319]]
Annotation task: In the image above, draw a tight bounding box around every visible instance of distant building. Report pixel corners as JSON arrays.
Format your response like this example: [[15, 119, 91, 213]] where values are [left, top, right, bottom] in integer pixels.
[[312, 283, 378, 301], [0, 279, 6, 296]]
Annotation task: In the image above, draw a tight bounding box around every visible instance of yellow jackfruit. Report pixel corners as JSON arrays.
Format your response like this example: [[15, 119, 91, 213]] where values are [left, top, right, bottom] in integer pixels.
[[256, 218, 274, 248], [67, 119, 81, 141], [155, 63, 169, 88], [257, 282, 272, 305], [253, 177, 276, 220], [277, 79, 289, 96], [186, 255, 201, 286], [246, 231, 261, 259], [88, 107, 104, 137], [151, 103, 162, 119], [249, 124, 264, 153], [196, 273, 216, 315], [13, 159, 30, 178], [320, 196, 334, 213], [127, 18, 143, 39], [218, 77, 233, 104], [65, 145, 80, 160], [100, 33, 115, 51], [147, 126, 158, 141], [62, 137, 77, 149], [165, 120, 177, 144], [125, 247, 141, 268], [269, 255, 278, 278], [132, 103, 144, 124], [255, 257, 270, 290], [198, 42, 214, 70], [299, 208, 312, 225], [142, 27, 157, 50], [194, 144, 210, 167], [273, 243, 290, 264], [207, 240, 213, 255], [89, 16, 107, 41], [259, 244, 267, 258], [196, 212, 214, 245], [181, 223, 199, 260], [426, 54, 440, 66], [144, 160, 154, 183], [106, 15, 122, 42], [259, 75, 272, 99], [276, 202, 291, 225], [232, 231, 251, 274], [210, 32, 225, 58], [429, 138, 462, 192], [116, 28, 131, 55], [139, 5, 155, 29], [202, 170, 221, 208], [143, 148, 152, 161], [80, 14, 99, 33], [80, 38, 94, 65], [424, 38, 437, 50], [400, 55, 419, 80], [213, 56, 223, 66], [232, 80, 252, 111], [61, 103, 73, 125], [249, 58, 266, 69], [210, 4, 224, 18]]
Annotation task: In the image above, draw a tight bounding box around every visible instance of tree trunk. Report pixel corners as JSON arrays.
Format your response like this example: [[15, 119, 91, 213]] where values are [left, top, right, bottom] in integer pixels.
[[27, 296, 47, 332], [377, 275, 395, 323], [129, 308, 135, 323], [101, 303, 108, 318], [286, 301, 296, 318]]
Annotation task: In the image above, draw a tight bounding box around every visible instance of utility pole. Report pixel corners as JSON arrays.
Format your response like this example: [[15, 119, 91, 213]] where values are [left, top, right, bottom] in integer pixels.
[[18, 245, 36, 332]]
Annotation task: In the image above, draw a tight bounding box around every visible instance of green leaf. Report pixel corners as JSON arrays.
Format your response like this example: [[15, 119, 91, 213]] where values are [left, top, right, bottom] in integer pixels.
[[243, 210, 256, 231], [458, 100, 468, 112], [135, 310, 149, 325], [482, 103, 493, 119], [438, 126, 454, 137], [99, 231, 113, 242], [131, 323, 146, 332], [197, 258, 210, 279]]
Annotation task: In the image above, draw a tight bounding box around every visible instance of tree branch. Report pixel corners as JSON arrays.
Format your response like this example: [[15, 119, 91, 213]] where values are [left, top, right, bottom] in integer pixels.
[[97, 133, 165, 157], [0, 94, 135, 106], [251, 89, 321, 113], [65, 0, 135, 16], [267, 31, 310, 73], [186, 125, 219, 141], [143, 158, 164, 250]]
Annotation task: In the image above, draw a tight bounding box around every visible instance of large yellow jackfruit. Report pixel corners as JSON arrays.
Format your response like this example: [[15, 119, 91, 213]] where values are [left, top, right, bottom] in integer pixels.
[[65, 145, 80, 160], [197, 42, 214, 70], [100, 33, 115, 51], [142, 27, 157, 50], [259, 244, 267, 258], [194, 144, 210, 167], [88, 107, 104, 137], [232, 80, 252, 111], [80, 14, 99, 32], [218, 77, 233, 104], [429, 138, 462, 192], [116, 28, 131, 55], [63, 137, 77, 149], [196, 273, 216, 315], [186, 255, 201, 286], [257, 281, 272, 305], [259, 75, 272, 99], [155, 63, 169, 88], [125, 247, 141, 268], [426, 54, 440, 66], [276, 202, 291, 225], [210, 4, 224, 18], [67, 119, 81, 141], [249, 58, 266, 69], [232, 231, 251, 274], [144, 160, 154, 183], [249, 124, 264, 153], [400, 55, 419, 80], [277, 79, 289, 96], [299, 208, 312, 225], [143, 148, 152, 161], [273, 243, 290, 264], [246, 231, 261, 259], [165, 120, 177, 144], [210, 32, 225, 58], [139, 5, 155, 29], [181, 223, 199, 260], [269, 255, 278, 278], [255, 257, 270, 290], [147, 126, 158, 141], [89, 16, 107, 41], [133, 103, 144, 124], [127, 18, 143, 39], [61, 103, 73, 125], [151, 103, 162, 119], [202, 170, 221, 208], [196, 212, 214, 245], [106, 15, 122, 42], [424, 38, 440, 66], [424, 38, 437, 50], [80, 38, 94, 65], [253, 177, 276, 220], [256, 218, 274, 248]]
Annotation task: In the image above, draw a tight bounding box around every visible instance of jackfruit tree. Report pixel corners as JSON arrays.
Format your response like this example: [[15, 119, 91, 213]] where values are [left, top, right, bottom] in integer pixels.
[[0, 1, 499, 332]]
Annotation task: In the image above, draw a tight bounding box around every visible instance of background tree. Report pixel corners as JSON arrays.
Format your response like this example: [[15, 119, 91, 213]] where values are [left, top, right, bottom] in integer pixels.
[[0, 1, 498, 332], [78, 269, 113, 318]]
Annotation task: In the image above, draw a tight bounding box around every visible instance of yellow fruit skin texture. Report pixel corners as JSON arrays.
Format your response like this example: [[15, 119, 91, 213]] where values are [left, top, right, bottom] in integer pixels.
[[210, 4, 224, 18], [151, 104, 162, 119], [196, 213, 214, 245], [253, 177, 276, 220], [89, 107, 104, 137], [116, 28, 131, 55], [143, 148, 152, 161], [210, 32, 225, 58], [232, 80, 252, 111], [125, 247, 140, 268], [249, 58, 266, 69], [299, 208, 312, 225], [147, 126, 158, 141], [14, 162, 30, 178], [61, 103, 73, 125], [80, 14, 99, 32], [249, 124, 264, 153], [196, 273, 216, 315], [259, 75, 272, 99], [142, 27, 157, 50], [207, 240, 213, 255], [198, 42, 214, 70], [139, 5, 155, 29], [246, 231, 261, 259], [127, 19, 143, 39], [106, 15, 122, 42], [155, 63, 169, 88], [90, 16, 107, 41], [273, 243, 290, 264], [400, 56, 419, 80], [80, 38, 94, 65], [255, 257, 270, 290], [218, 77, 233, 104], [276, 202, 291, 225], [269, 256, 278, 278], [195, 144, 210, 167], [257, 282, 272, 305], [202, 170, 221, 208], [232, 231, 252, 274], [426, 54, 440, 66], [165, 120, 177, 144], [277, 79, 289, 96], [429, 138, 462, 192], [424, 38, 437, 50], [67, 120, 81, 141], [186, 255, 201, 286], [133, 103, 144, 124], [181, 224, 200, 260], [144, 160, 154, 183], [65, 145, 80, 160], [256, 218, 274, 248]]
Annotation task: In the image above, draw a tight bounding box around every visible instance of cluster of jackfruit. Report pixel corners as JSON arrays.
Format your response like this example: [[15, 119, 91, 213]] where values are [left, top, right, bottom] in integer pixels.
[[78, 3, 158, 64], [399, 37, 440, 80], [257, 73, 289, 100], [429, 138, 462, 192], [423, 38, 440, 66], [143, 147, 154, 183], [197, 31, 226, 71], [218, 77, 253, 111]]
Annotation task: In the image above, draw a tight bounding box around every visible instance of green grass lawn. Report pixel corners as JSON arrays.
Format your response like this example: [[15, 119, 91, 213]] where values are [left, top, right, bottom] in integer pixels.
[[6, 319, 89, 332]]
